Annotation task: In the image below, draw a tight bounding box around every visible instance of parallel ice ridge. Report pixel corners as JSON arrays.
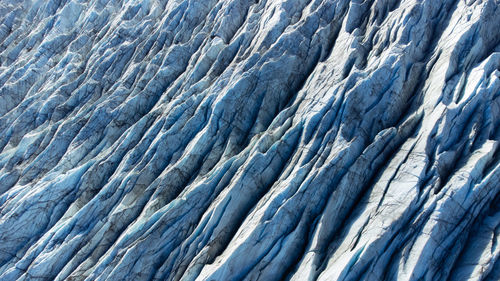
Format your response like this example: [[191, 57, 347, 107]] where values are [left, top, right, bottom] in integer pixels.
[[0, 0, 499, 280]]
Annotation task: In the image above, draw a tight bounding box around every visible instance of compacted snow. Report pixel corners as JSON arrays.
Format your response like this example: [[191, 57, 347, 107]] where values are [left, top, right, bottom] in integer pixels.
[[0, 0, 499, 280]]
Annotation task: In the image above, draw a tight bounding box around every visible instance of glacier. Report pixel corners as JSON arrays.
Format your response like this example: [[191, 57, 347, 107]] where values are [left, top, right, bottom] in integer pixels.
[[0, 0, 499, 280]]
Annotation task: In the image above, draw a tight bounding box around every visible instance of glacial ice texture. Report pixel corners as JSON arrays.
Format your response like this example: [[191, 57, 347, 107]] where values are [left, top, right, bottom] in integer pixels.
[[0, 0, 500, 280]]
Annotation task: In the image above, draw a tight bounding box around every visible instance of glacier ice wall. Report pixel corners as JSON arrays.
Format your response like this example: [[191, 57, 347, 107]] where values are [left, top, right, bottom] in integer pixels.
[[0, 0, 499, 280]]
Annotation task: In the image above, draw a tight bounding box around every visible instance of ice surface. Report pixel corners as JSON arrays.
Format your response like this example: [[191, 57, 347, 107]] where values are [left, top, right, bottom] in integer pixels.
[[0, 0, 499, 280]]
